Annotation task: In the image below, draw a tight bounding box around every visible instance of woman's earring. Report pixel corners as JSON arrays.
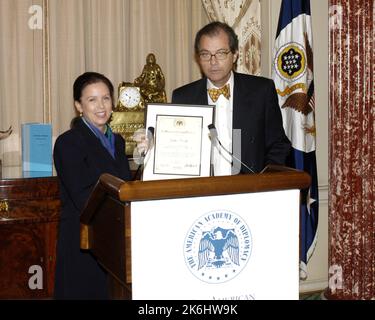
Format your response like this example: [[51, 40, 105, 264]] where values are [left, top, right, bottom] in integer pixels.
[[80, 112, 83, 117]]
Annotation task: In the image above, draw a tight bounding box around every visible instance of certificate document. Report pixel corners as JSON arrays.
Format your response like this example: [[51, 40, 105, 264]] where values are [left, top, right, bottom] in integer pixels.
[[154, 115, 203, 176], [142, 103, 214, 181]]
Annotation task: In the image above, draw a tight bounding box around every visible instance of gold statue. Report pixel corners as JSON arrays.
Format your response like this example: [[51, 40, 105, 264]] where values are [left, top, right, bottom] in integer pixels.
[[134, 53, 167, 103], [111, 53, 167, 156]]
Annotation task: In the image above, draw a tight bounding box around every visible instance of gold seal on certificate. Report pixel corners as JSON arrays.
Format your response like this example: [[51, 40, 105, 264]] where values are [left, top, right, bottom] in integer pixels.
[[142, 103, 214, 181]]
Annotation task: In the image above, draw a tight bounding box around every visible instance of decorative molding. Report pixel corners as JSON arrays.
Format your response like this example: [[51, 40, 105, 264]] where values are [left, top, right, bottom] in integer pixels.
[[0, 199, 10, 220], [201, 0, 261, 75], [299, 279, 328, 294], [319, 184, 328, 204], [42, 0, 51, 124]]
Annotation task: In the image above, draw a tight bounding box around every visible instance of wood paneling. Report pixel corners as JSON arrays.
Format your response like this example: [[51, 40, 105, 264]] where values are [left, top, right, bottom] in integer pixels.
[[0, 176, 60, 299]]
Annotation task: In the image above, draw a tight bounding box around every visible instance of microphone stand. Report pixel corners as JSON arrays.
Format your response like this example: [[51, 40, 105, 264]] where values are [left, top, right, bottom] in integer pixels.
[[208, 124, 255, 174]]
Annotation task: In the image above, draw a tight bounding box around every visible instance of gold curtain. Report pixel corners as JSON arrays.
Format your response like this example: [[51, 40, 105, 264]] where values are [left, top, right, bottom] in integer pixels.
[[0, 0, 44, 165], [201, 0, 261, 75], [0, 0, 208, 166]]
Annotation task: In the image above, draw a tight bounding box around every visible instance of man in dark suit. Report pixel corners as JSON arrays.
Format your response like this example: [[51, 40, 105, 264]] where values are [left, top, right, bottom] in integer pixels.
[[172, 22, 291, 175]]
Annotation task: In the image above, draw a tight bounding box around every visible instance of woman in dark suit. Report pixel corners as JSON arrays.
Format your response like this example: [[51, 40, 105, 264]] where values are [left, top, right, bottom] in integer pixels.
[[53, 72, 131, 299]]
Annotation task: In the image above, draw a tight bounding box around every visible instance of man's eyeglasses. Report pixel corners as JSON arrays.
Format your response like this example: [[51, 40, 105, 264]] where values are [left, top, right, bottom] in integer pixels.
[[198, 50, 231, 61]]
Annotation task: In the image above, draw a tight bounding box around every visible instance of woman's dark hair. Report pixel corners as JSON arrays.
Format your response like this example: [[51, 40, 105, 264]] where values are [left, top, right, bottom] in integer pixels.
[[194, 21, 239, 54], [71, 72, 115, 128], [73, 71, 115, 105]]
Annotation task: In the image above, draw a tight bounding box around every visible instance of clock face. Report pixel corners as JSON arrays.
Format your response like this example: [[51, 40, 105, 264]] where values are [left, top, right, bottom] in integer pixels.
[[119, 86, 141, 109]]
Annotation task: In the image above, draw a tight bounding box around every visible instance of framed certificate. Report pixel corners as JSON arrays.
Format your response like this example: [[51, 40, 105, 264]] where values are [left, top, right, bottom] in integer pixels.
[[142, 103, 214, 181]]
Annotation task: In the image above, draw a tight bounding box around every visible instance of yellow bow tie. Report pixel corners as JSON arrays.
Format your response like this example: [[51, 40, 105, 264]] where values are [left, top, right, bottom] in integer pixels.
[[207, 84, 230, 102]]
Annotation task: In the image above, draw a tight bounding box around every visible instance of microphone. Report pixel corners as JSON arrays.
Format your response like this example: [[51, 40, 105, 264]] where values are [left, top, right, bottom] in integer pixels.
[[132, 127, 154, 180], [147, 127, 155, 144], [208, 124, 255, 174]]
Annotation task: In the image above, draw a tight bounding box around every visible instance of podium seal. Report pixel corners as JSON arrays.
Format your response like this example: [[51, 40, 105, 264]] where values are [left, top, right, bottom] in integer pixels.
[[184, 210, 252, 284]]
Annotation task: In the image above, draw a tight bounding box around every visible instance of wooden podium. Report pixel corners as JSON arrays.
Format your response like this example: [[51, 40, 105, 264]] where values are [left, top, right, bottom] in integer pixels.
[[80, 165, 310, 300]]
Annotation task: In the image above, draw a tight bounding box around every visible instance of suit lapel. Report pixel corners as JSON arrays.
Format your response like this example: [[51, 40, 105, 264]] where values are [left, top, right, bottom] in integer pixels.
[[233, 72, 243, 130], [194, 78, 209, 105]]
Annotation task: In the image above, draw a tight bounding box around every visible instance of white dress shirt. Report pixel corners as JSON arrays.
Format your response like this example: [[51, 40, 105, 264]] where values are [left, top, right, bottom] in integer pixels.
[[207, 72, 234, 176]]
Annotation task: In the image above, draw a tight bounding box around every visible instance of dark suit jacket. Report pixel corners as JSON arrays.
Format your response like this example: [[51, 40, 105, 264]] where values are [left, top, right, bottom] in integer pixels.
[[172, 72, 291, 173], [53, 118, 131, 299]]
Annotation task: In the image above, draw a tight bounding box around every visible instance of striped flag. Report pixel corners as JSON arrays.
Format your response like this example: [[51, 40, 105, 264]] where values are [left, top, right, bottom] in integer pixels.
[[272, 0, 319, 279]]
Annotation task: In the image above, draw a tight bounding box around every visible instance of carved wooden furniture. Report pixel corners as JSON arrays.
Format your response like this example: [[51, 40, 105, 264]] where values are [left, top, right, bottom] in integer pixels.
[[0, 167, 60, 299]]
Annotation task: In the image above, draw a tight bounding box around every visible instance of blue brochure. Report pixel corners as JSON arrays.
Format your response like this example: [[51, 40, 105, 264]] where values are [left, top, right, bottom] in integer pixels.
[[22, 123, 52, 173]]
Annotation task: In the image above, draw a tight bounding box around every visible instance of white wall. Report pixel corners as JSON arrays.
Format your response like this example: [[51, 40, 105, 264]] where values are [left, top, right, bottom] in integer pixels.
[[261, 0, 329, 293]]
